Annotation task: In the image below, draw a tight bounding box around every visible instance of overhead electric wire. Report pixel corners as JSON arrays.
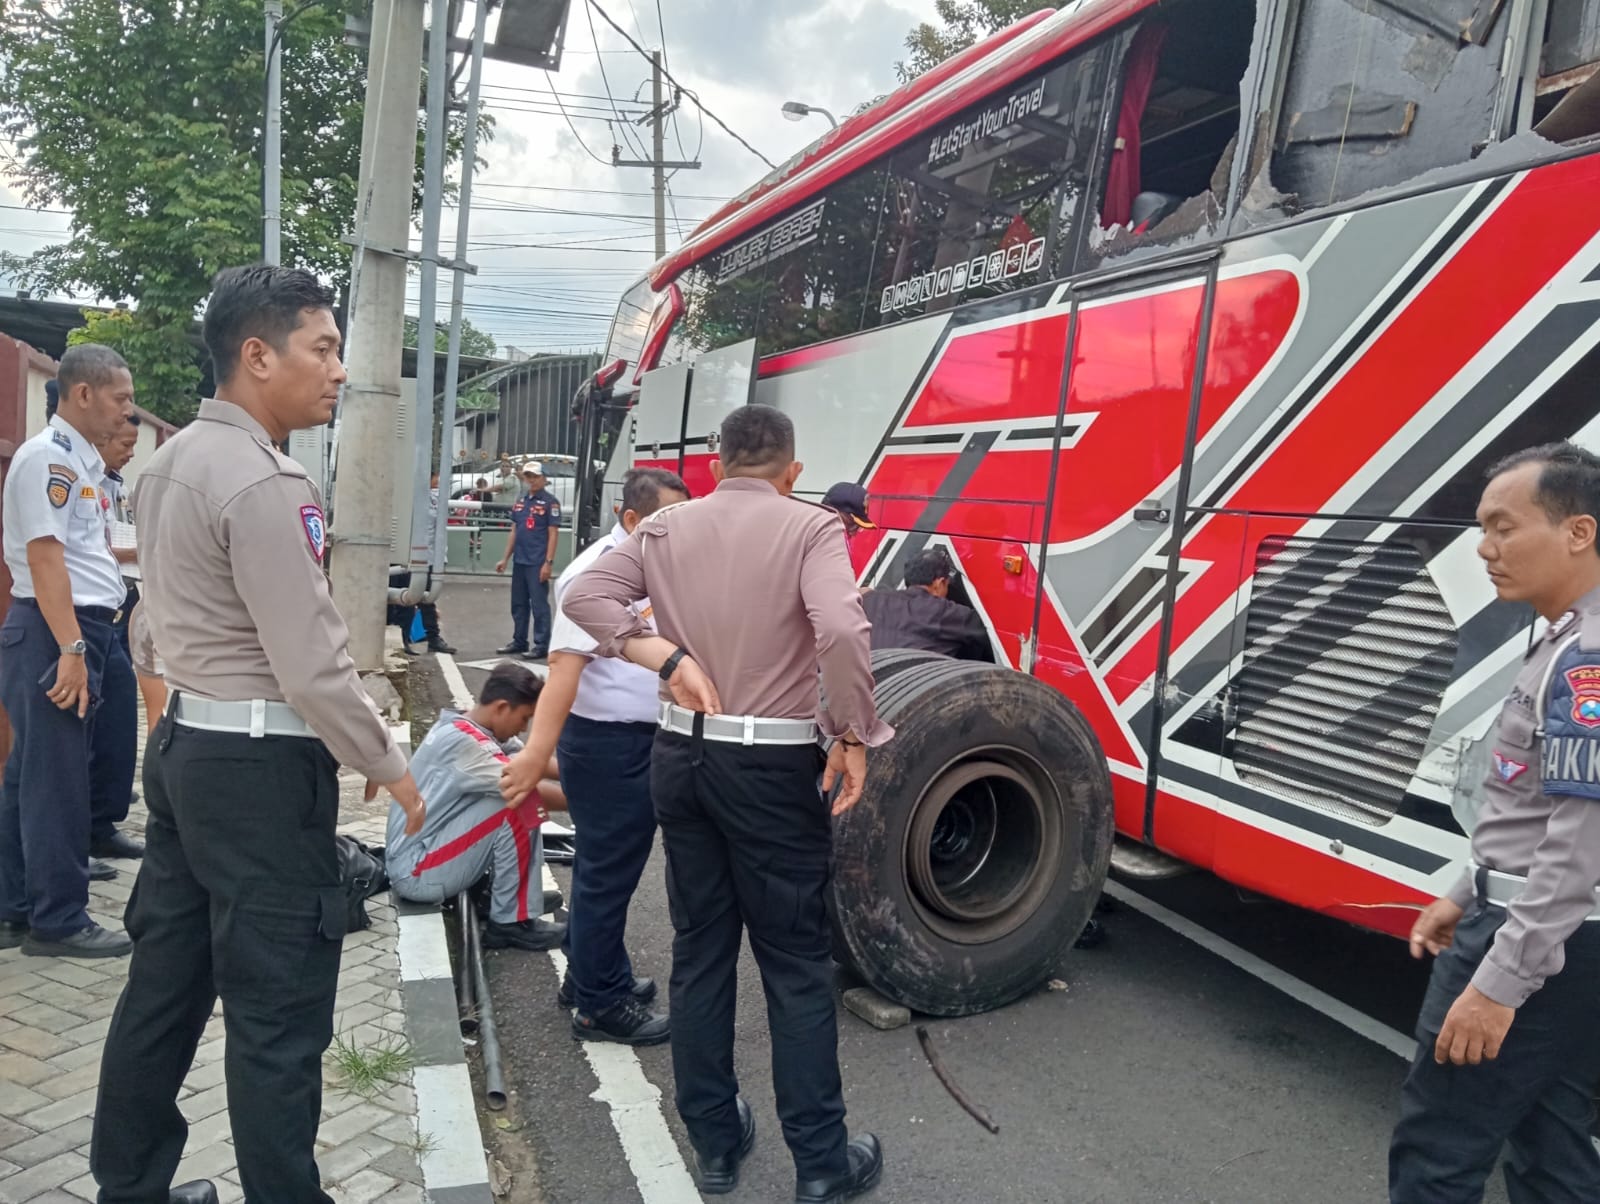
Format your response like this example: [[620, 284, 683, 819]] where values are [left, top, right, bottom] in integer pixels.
[[585, 0, 652, 163], [537, 73, 614, 165], [585, 0, 777, 170]]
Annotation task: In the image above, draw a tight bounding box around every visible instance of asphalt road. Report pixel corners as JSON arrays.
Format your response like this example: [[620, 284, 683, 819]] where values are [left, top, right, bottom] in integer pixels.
[[423, 575, 1508, 1204]]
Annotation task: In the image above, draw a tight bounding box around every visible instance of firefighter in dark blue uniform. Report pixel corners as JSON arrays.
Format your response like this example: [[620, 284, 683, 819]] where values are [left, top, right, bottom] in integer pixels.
[[496, 461, 561, 659]]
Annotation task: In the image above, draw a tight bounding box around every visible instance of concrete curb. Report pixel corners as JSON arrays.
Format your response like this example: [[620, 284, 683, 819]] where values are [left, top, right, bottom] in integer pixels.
[[395, 900, 493, 1204], [387, 721, 495, 1204]]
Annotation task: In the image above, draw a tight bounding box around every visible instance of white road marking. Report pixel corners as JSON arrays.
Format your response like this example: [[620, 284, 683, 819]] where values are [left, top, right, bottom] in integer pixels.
[[413, 1063, 496, 1189], [435, 652, 476, 709], [452, 656, 550, 676], [1103, 880, 1417, 1060], [542, 863, 702, 1203]]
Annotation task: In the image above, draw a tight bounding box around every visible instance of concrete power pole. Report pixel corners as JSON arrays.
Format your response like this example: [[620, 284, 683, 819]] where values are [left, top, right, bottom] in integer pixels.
[[614, 50, 699, 257], [651, 50, 666, 259], [331, 0, 425, 671]]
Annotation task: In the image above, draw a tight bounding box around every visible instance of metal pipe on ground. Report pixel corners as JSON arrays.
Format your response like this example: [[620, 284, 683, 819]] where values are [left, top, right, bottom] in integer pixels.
[[456, 890, 478, 1035], [467, 904, 507, 1110]]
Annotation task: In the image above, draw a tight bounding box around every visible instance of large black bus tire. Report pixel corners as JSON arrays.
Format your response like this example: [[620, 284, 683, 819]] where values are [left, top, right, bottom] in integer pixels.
[[830, 659, 1114, 1017]]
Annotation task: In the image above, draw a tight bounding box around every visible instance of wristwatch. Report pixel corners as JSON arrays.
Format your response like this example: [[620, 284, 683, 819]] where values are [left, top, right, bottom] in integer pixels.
[[659, 647, 688, 683], [60, 640, 86, 656]]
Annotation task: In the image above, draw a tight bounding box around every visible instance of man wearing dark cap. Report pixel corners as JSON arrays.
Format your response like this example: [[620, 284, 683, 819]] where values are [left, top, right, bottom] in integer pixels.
[[863, 548, 994, 663], [821, 481, 875, 541], [564, 405, 890, 1203]]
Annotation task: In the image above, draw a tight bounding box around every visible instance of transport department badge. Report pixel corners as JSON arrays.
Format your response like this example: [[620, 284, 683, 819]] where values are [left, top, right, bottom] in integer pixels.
[[1567, 665, 1600, 727], [300, 505, 326, 559]]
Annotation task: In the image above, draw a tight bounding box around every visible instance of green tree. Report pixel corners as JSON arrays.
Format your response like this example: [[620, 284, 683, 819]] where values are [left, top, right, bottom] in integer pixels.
[[0, 0, 478, 425], [898, 0, 1049, 81], [403, 314, 498, 359]]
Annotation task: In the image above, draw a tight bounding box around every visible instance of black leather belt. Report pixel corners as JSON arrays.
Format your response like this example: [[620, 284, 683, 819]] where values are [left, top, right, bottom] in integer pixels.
[[14, 597, 124, 625]]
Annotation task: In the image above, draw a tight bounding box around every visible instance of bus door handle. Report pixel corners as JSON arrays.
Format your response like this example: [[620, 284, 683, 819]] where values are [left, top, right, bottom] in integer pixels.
[[1133, 504, 1171, 524]]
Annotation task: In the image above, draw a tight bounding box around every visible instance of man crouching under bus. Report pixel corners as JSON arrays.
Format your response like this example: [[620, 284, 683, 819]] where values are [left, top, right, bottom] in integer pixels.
[[1391, 442, 1600, 1203], [386, 662, 567, 950]]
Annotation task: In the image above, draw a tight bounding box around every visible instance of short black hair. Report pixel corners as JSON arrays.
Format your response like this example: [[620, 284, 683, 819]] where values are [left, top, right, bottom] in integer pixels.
[[57, 344, 130, 403], [1489, 443, 1600, 554], [203, 264, 337, 384], [622, 467, 689, 517], [719, 405, 795, 476], [478, 661, 544, 707], [905, 548, 956, 587]]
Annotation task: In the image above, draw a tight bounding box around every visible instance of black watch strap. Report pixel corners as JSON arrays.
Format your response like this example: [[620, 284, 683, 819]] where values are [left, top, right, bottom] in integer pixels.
[[659, 648, 688, 683]]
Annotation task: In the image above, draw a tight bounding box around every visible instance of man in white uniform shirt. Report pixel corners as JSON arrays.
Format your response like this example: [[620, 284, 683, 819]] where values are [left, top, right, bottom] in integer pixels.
[[499, 467, 687, 1044], [0, 344, 135, 957]]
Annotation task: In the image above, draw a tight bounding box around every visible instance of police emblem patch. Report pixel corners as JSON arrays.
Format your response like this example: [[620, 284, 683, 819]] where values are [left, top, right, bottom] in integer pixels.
[[300, 505, 326, 559], [1568, 665, 1600, 727], [1493, 751, 1528, 783], [46, 473, 70, 508]]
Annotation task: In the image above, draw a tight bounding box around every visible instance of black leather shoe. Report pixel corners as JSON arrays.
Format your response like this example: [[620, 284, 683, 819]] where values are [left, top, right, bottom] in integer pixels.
[[22, 923, 132, 959], [88, 858, 118, 881], [543, 887, 564, 915], [170, 1180, 219, 1204], [523, 648, 549, 662], [0, 919, 26, 950], [795, 1134, 883, 1204], [696, 1097, 755, 1195], [482, 918, 566, 951], [428, 637, 458, 654], [496, 641, 529, 656], [91, 830, 145, 860], [558, 971, 656, 1010], [572, 995, 670, 1046]]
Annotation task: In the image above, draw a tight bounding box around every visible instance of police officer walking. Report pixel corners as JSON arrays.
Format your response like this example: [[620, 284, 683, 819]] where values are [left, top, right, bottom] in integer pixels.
[[0, 344, 136, 957], [91, 266, 427, 1204], [1390, 442, 1600, 1203], [495, 461, 561, 658], [499, 466, 689, 1046], [564, 405, 891, 1203]]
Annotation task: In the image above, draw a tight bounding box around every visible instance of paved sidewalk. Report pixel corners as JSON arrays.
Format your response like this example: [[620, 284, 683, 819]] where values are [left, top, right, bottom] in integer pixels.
[[0, 763, 431, 1204]]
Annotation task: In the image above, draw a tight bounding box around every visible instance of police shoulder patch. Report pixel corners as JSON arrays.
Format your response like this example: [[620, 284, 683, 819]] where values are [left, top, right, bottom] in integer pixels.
[[46, 472, 71, 508], [300, 504, 326, 560], [1542, 644, 1600, 799]]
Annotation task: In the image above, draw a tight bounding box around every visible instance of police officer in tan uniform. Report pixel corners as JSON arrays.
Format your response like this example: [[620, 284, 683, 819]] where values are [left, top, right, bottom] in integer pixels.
[[1391, 443, 1600, 1203], [90, 266, 426, 1204]]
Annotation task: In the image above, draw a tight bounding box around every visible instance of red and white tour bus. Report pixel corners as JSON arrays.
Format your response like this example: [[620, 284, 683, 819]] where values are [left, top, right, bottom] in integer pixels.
[[570, 0, 1600, 1015]]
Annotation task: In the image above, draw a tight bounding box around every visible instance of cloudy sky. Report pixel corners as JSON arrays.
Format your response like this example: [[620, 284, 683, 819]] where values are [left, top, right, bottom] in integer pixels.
[[0, 0, 946, 359]]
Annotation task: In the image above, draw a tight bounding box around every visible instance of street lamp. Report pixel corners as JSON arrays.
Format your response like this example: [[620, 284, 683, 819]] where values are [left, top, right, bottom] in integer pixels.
[[781, 100, 839, 130], [262, 0, 328, 264]]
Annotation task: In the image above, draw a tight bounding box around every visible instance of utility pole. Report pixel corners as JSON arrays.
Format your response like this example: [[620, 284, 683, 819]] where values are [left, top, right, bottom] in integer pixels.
[[263, 0, 283, 263], [651, 50, 666, 259], [331, 0, 425, 671], [613, 50, 699, 258]]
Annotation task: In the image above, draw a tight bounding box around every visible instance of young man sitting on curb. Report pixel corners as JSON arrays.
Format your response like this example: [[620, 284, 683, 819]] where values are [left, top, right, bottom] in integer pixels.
[[386, 662, 567, 949]]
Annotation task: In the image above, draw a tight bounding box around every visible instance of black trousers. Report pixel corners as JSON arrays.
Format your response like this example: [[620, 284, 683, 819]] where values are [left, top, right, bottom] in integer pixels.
[[92, 709, 345, 1204], [651, 728, 848, 1180], [1389, 900, 1600, 1203], [558, 716, 657, 1013]]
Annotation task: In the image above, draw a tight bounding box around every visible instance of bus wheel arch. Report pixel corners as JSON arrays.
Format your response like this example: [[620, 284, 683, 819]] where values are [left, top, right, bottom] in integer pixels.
[[831, 655, 1115, 1017]]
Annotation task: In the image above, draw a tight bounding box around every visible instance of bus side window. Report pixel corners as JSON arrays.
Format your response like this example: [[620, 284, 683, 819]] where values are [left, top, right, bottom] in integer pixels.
[[1533, 0, 1600, 142], [1253, 0, 1508, 217], [861, 43, 1113, 330], [1088, 0, 1256, 260]]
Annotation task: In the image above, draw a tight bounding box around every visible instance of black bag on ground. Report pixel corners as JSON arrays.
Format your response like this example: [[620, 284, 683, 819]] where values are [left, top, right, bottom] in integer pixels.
[[337, 835, 390, 933]]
